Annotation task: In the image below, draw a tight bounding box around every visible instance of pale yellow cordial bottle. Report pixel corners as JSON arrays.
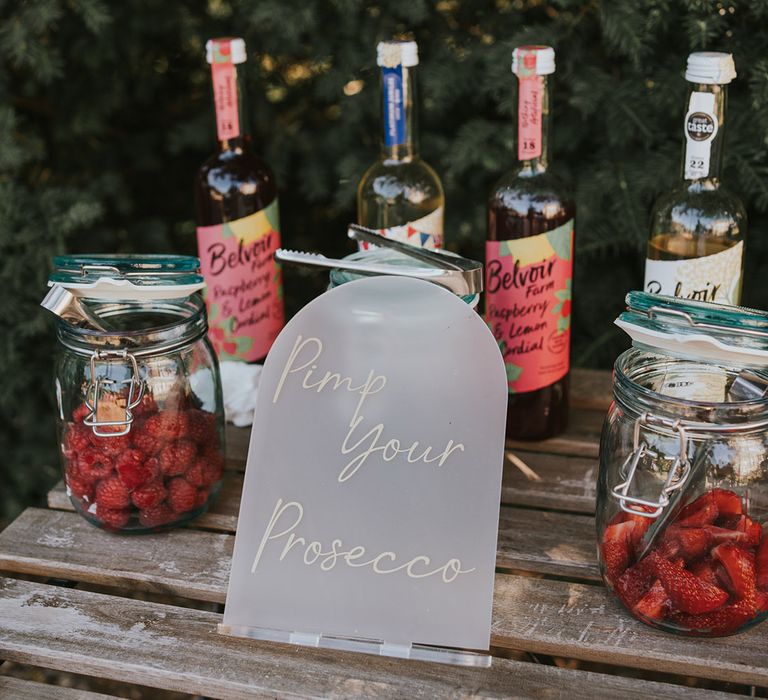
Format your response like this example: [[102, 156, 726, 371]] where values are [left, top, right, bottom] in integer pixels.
[[644, 52, 746, 305]]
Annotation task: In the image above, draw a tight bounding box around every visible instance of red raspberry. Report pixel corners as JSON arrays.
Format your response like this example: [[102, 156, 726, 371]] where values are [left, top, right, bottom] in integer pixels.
[[132, 480, 167, 510], [76, 448, 113, 483], [167, 477, 197, 513], [63, 423, 91, 453], [132, 392, 158, 418], [95, 504, 130, 529], [184, 460, 205, 487], [142, 412, 190, 441], [96, 475, 131, 510], [194, 488, 209, 509], [158, 440, 197, 476], [72, 403, 90, 423], [139, 504, 176, 528], [187, 409, 219, 446], [89, 431, 131, 457], [132, 421, 164, 456], [66, 474, 94, 502], [199, 447, 225, 486], [116, 450, 159, 489]]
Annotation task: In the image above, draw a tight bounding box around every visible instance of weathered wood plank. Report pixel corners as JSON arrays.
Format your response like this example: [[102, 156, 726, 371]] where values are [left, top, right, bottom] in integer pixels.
[[4, 509, 768, 686], [0, 507, 599, 598], [0, 577, 746, 700], [490, 575, 768, 688], [48, 447, 597, 531], [502, 450, 596, 514], [0, 676, 121, 699]]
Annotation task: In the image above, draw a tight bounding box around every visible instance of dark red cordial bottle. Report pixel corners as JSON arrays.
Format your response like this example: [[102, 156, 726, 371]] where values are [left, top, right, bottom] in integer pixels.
[[486, 45, 576, 441], [195, 37, 284, 364]]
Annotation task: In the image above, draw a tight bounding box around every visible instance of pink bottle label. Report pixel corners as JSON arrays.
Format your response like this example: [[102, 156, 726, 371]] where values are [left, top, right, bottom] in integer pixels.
[[517, 50, 543, 161], [485, 219, 573, 394], [197, 199, 284, 362], [210, 39, 240, 141]]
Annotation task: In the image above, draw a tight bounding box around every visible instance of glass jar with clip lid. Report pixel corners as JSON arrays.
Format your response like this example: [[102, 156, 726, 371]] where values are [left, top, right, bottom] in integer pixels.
[[597, 291, 768, 636], [43, 255, 225, 532]]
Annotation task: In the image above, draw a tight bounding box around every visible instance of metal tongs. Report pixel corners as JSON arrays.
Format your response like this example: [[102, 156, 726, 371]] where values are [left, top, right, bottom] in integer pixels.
[[275, 224, 483, 296]]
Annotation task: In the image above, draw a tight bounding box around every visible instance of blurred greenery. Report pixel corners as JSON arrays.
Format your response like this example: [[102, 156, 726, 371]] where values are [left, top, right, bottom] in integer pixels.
[[1, 0, 767, 524]]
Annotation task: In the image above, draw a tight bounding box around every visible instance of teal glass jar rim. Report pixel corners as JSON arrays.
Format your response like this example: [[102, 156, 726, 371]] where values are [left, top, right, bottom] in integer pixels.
[[51, 254, 204, 288], [328, 248, 479, 307], [616, 291, 768, 368]]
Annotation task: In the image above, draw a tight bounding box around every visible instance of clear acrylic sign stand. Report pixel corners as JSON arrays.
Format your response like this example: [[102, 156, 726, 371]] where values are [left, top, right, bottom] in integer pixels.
[[219, 276, 507, 666]]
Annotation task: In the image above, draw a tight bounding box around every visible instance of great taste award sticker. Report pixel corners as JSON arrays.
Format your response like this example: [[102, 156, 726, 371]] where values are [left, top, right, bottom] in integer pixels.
[[219, 276, 507, 661]]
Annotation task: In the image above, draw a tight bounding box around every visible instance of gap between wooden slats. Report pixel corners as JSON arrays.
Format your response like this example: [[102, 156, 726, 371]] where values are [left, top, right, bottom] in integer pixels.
[[0, 577, 747, 699]]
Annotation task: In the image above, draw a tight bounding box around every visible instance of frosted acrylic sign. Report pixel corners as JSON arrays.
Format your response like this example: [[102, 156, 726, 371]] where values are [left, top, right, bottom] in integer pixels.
[[220, 276, 507, 664]]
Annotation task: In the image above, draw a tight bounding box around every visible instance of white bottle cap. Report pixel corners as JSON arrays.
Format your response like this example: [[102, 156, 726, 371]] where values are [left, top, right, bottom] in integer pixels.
[[206, 37, 247, 65], [377, 40, 419, 68], [512, 45, 555, 76], [685, 52, 736, 85]]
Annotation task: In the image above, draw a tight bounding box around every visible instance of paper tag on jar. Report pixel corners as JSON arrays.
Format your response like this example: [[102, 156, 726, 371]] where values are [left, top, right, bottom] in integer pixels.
[[219, 276, 507, 656]]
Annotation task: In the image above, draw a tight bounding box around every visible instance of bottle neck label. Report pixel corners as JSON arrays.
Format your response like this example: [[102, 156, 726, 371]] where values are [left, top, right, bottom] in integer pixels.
[[196, 199, 284, 361], [684, 91, 719, 180], [359, 206, 443, 251], [516, 50, 544, 161], [485, 219, 574, 394], [382, 65, 406, 146], [644, 240, 743, 305], [211, 40, 241, 141]]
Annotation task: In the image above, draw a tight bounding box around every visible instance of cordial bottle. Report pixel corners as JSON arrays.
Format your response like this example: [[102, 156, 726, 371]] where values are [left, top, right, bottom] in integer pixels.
[[486, 46, 575, 441], [357, 39, 445, 249], [644, 52, 746, 305], [195, 37, 284, 363]]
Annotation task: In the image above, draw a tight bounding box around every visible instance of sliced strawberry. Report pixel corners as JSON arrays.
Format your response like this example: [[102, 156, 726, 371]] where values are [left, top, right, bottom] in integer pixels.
[[757, 536, 768, 590], [651, 552, 729, 614], [690, 557, 724, 589], [711, 489, 742, 518], [671, 598, 756, 636], [705, 518, 762, 548], [662, 526, 711, 562], [615, 555, 656, 607], [677, 492, 718, 527], [712, 543, 756, 602], [633, 579, 669, 621], [601, 521, 635, 583]]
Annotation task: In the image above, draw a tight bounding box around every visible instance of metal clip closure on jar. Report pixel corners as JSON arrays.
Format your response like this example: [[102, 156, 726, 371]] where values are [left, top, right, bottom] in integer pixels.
[[612, 413, 691, 518], [84, 349, 145, 437]]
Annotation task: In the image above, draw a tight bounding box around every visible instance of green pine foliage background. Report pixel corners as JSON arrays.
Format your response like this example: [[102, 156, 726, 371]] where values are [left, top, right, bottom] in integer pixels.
[[2, 0, 767, 523]]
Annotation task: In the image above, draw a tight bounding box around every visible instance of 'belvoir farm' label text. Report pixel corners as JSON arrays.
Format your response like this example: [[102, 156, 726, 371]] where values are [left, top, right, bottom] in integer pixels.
[[197, 199, 284, 362], [485, 219, 573, 394]]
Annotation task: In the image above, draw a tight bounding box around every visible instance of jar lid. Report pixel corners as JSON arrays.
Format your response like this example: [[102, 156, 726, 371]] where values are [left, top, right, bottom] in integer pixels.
[[616, 292, 768, 367], [49, 254, 206, 300]]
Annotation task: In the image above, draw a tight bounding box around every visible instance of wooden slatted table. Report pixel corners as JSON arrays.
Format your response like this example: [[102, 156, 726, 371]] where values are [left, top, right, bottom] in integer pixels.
[[0, 368, 765, 698]]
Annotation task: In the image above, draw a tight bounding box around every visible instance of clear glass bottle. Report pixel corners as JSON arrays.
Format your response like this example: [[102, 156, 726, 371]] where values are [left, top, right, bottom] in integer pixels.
[[644, 52, 746, 305], [486, 46, 575, 441], [48, 255, 226, 533], [597, 292, 768, 637], [357, 40, 444, 249], [195, 37, 284, 364]]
